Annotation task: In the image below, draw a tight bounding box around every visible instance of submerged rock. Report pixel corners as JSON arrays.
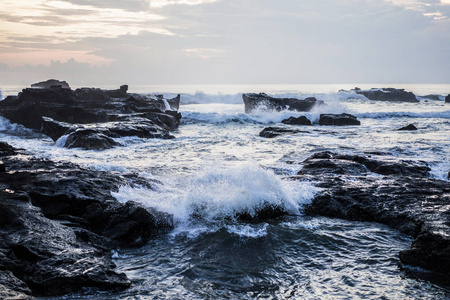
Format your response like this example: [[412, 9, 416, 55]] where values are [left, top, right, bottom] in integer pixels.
[[0, 142, 174, 297], [295, 151, 450, 275], [243, 93, 323, 113], [398, 124, 418, 131], [351, 87, 418, 102], [281, 116, 312, 126], [259, 127, 308, 138], [319, 113, 361, 126]]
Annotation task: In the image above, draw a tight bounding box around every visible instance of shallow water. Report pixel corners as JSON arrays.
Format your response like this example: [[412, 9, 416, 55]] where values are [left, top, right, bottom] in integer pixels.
[[1, 84, 449, 298]]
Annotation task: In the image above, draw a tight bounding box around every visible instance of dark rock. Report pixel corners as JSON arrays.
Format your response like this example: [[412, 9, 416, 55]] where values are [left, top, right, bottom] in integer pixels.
[[296, 151, 450, 275], [0, 83, 181, 147], [351, 87, 418, 102], [446, 94, 450, 103], [319, 113, 361, 126], [64, 129, 120, 150], [31, 79, 70, 89], [281, 116, 312, 126], [243, 93, 324, 114], [398, 124, 418, 131], [41, 117, 175, 150], [259, 127, 308, 138], [0, 142, 174, 296], [41, 117, 77, 142]]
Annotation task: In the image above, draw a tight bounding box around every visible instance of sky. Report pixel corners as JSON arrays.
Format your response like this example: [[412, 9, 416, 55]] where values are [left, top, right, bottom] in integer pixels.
[[1, 0, 450, 86]]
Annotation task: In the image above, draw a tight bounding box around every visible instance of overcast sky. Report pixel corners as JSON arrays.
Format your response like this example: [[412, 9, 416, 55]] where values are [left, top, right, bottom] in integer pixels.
[[1, 0, 450, 86]]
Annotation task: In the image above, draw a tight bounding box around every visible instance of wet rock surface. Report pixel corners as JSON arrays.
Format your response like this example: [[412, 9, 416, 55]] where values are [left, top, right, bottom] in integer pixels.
[[446, 94, 450, 103], [0, 142, 173, 297], [294, 151, 450, 275], [398, 124, 418, 131], [259, 127, 309, 138], [350, 87, 418, 102], [319, 113, 361, 126], [281, 116, 312, 126], [243, 93, 324, 113], [0, 82, 181, 149]]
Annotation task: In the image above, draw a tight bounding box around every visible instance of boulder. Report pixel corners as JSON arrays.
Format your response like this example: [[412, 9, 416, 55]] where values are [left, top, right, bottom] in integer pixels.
[[446, 94, 450, 103], [350, 87, 418, 102], [243, 93, 323, 113], [259, 127, 308, 138], [31, 79, 70, 89], [64, 129, 120, 150], [281, 116, 312, 126], [319, 113, 361, 126], [398, 124, 418, 131], [295, 151, 450, 275]]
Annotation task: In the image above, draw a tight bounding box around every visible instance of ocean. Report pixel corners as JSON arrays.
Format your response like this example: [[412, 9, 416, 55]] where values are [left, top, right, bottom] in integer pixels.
[[1, 84, 449, 299]]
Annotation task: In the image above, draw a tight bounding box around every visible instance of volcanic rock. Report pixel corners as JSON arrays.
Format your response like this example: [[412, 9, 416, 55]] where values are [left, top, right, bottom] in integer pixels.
[[281, 116, 312, 126], [319, 113, 361, 126], [398, 124, 418, 131], [0, 83, 181, 146], [31, 79, 70, 89], [0, 142, 174, 297], [243, 93, 323, 114], [42, 117, 175, 150], [295, 151, 450, 275], [259, 127, 308, 138], [351, 87, 418, 102]]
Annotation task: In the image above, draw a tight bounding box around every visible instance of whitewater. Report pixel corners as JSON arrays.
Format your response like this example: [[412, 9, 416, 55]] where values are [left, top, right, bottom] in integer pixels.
[[1, 84, 449, 299]]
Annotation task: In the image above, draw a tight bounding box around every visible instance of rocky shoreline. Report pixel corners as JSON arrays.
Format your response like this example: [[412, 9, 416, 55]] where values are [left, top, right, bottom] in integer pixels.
[[294, 152, 450, 275], [0, 82, 449, 297], [0, 142, 173, 298]]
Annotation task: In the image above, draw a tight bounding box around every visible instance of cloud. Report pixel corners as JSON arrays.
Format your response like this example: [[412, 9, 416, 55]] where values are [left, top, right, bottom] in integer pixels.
[[0, 0, 449, 85]]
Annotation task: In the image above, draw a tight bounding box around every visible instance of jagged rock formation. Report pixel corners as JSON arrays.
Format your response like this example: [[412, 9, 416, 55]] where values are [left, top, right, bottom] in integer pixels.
[[243, 93, 323, 113], [295, 151, 450, 275], [0, 142, 173, 298], [0, 82, 181, 149], [349, 87, 418, 102]]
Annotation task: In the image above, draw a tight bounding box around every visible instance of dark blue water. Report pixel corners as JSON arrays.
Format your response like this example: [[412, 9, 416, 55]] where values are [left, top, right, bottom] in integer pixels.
[[49, 217, 449, 299]]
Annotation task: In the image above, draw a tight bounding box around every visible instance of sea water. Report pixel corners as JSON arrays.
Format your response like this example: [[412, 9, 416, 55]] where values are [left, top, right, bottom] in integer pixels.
[[1, 84, 450, 299]]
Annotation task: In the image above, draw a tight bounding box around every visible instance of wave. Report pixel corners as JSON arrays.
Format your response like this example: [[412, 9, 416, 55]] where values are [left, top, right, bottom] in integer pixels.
[[112, 164, 317, 236], [356, 111, 450, 119]]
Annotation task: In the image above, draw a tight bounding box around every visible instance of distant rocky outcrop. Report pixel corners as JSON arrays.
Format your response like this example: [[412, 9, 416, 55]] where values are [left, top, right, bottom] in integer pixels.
[[243, 93, 324, 113], [0, 142, 173, 298], [446, 94, 450, 103], [281, 116, 312, 126], [319, 113, 361, 126], [349, 87, 418, 102], [295, 151, 450, 275], [398, 124, 418, 131], [31, 79, 71, 89], [0, 82, 181, 149]]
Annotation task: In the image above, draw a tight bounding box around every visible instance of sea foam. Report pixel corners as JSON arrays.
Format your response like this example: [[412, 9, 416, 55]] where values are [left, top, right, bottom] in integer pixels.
[[112, 163, 317, 236]]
